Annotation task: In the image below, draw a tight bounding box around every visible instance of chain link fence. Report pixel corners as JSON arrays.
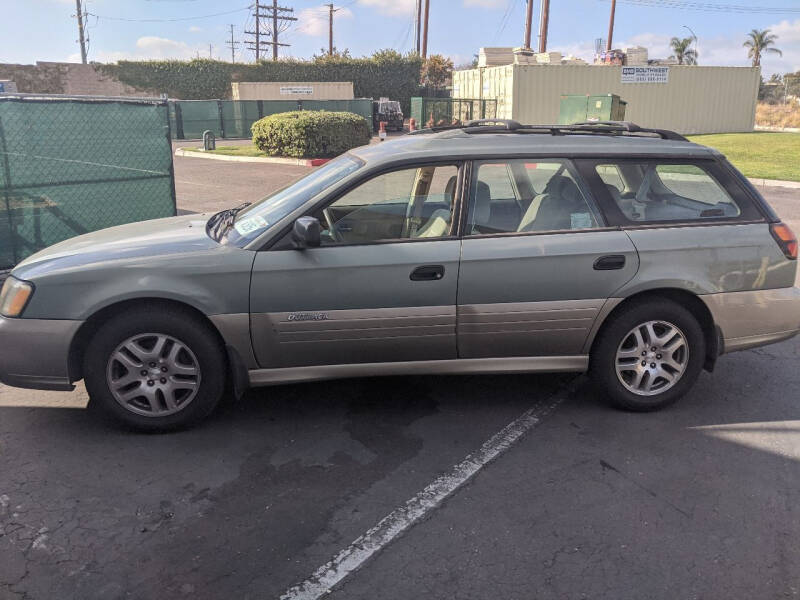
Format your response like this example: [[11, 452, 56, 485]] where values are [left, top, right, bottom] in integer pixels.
[[169, 99, 375, 140], [0, 94, 177, 270], [410, 98, 498, 128]]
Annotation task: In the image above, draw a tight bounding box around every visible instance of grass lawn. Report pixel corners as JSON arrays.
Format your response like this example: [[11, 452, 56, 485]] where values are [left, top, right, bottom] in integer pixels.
[[687, 132, 800, 182], [185, 145, 267, 158]]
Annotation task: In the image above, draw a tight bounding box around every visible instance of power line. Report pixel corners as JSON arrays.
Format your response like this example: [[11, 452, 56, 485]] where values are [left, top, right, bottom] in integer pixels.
[[86, 6, 250, 22], [495, 0, 517, 42], [597, 0, 800, 13], [244, 1, 297, 61]]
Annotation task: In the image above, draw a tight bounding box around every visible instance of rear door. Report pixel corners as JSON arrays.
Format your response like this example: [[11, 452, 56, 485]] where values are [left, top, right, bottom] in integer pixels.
[[457, 158, 639, 359], [249, 162, 463, 368]]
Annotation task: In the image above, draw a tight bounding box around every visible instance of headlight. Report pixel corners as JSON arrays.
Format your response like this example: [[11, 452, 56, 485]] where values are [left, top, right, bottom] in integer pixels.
[[0, 277, 34, 318]]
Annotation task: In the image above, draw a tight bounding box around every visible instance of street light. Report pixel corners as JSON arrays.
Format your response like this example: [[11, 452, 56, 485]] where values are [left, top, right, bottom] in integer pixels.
[[682, 25, 698, 65]]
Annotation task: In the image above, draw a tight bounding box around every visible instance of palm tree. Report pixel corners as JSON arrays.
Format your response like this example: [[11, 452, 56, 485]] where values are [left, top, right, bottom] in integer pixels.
[[669, 36, 698, 65], [743, 29, 782, 67]]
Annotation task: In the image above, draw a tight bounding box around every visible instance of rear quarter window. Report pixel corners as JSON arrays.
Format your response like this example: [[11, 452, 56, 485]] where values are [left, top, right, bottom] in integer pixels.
[[578, 159, 763, 226]]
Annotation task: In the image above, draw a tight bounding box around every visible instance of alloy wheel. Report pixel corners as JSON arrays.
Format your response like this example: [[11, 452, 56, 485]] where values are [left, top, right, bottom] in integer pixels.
[[106, 333, 202, 417], [615, 320, 689, 396]]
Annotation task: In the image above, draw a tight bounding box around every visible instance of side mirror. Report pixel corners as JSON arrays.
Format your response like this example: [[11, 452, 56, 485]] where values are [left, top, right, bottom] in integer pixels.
[[292, 216, 321, 249]]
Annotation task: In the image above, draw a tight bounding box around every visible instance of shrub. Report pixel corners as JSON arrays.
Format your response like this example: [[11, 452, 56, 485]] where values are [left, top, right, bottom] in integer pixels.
[[102, 51, 424, 114], [251, 111, 372, 158], [756, 102, 800, 129]]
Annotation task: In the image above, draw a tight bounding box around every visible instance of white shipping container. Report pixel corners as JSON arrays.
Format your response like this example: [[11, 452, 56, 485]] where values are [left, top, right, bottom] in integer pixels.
[[452, 64, 760, 134]]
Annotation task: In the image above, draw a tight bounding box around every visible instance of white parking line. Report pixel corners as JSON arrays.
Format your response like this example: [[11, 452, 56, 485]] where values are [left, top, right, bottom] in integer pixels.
[[280, 377, 580, 600]]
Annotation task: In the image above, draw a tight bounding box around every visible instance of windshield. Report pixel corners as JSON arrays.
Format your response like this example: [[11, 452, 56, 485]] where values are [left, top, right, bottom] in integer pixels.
[[222, 154, 363, 246]]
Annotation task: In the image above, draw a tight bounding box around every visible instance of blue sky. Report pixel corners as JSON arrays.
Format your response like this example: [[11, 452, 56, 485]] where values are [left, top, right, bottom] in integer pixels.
[[2, 0, 800, 76]]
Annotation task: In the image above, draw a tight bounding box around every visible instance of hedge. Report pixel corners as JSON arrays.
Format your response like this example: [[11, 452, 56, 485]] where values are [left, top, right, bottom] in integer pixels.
[[101, 52, 424, 114], [251, 111, 372, 158]]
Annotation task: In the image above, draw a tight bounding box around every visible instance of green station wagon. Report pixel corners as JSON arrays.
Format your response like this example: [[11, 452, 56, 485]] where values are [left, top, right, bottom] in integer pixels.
[[1, 121, 798, 430]]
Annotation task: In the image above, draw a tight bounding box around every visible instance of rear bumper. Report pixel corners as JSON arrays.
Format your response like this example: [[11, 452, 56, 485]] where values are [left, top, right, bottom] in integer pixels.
[[701, 287, 800, 354], [0, 316, 82, 391]]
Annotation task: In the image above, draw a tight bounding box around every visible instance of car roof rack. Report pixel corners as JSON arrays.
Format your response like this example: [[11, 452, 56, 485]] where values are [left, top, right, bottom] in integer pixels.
[[408, 119, 688, 142]]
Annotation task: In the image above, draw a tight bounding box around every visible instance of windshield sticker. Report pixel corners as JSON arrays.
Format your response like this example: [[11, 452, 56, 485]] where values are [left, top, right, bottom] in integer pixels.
[[571, 212, 593, 229], [234, 215, 268, 236]]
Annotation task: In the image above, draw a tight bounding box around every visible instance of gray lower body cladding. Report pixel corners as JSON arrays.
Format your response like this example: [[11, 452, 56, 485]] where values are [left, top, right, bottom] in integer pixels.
[[0, 316, 81, 390]]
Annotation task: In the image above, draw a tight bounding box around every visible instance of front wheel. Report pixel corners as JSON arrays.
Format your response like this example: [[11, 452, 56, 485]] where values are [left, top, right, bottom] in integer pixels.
[[84, 306, 227, 431], [590, 299, 706, 411]]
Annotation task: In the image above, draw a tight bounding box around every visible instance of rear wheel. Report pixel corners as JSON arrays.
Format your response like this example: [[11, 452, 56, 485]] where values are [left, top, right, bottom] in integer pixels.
[[84, 306, 226, 431], [590, 299, 706, 411]]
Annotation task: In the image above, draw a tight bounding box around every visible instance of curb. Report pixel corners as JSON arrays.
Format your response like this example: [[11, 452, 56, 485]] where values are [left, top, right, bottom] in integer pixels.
[[755, 125, 800, 133], [748, 178, 800, 190], [175, 148, 329, 167]]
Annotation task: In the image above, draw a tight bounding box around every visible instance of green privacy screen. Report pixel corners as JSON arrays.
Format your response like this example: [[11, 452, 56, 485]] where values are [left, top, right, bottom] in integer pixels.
[[169, 99, 373, 140], [0, 95, 176, 270]]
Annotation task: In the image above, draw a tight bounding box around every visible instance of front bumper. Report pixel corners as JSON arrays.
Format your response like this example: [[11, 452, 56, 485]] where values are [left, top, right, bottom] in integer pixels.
[[701, 287, 800, 354], [0, 315, 82, 391]]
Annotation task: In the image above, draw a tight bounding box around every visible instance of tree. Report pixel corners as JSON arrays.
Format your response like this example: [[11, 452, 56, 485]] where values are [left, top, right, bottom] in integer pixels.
[[421, 54, 454, 89], [455, 54, 480, 71], [758, 73, 784, 103], [669, 36, 698, 65], [744, 29, 782, 68], [371, 48, 404, 63], [312, 47, 351, 61]]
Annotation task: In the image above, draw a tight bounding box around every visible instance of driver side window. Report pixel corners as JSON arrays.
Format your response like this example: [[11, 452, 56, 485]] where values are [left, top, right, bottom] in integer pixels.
[[317, 165, 459, 245]]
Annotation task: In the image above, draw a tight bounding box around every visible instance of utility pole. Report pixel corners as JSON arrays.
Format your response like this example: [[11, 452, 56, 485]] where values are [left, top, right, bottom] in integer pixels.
[[244, 1, 296, 61], [523, 0, 533, 49], [421, 0, 430, 59], [75, 0, 88, 64], [538, 0, 550, 53], [326, 3, 336, 56], [208, 43, 213, 59], [256, 2, 261, 61], [606, 0, 616, 52], [272, 0, 279, 61], [414, 0, 422, 54], [226, 25, 240, 63]]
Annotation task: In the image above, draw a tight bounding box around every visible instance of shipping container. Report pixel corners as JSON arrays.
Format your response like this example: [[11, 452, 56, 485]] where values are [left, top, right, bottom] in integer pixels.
[[452, 64, 760, 134]]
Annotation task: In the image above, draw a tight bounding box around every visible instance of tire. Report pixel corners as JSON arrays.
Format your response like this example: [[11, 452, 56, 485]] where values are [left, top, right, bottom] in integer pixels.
[[84, 305, 227, 431], [590, 298, 706, 412]]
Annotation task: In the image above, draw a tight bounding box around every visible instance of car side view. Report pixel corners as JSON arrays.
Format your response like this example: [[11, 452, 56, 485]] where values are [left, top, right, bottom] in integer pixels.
[[1, 120, 798, 431]]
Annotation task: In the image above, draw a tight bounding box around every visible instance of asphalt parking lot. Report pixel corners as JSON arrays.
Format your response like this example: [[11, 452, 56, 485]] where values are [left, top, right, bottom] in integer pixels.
[[1, 150, 799, 599]]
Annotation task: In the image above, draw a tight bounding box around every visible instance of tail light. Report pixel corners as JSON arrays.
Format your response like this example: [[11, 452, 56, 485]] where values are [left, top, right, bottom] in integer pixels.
[[770, 222, 798, 260]]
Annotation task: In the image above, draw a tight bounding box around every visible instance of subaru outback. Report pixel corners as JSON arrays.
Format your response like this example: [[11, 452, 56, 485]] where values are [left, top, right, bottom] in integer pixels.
[[1, 120, 798, 430]]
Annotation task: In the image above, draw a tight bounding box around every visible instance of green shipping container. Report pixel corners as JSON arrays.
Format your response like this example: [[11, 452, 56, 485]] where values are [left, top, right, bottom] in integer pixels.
[[558, 94, 627, 124]]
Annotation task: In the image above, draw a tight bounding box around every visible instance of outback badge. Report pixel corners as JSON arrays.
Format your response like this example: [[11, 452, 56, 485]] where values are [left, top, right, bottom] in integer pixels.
[[287, 312, 330, 322]]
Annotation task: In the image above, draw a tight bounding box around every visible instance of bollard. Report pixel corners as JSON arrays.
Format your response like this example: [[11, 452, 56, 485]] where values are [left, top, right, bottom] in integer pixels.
[[379, 121, 387, 141], [408, 118, 416, 132], [202, 130, 216, 151]]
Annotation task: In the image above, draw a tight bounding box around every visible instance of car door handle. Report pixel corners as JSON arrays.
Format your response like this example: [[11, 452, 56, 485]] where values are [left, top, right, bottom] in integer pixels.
[[410, 265, 445, 281], [593, 255, 626, 271]]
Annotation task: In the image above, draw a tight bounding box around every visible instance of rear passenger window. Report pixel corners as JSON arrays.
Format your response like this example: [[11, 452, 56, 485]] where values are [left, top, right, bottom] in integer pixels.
[[467, 159, 600, 235], [595, 162, 742, 222]]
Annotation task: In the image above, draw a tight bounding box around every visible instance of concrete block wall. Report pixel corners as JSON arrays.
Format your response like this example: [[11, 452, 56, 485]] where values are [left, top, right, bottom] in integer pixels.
[[0, 62, 156, 97]]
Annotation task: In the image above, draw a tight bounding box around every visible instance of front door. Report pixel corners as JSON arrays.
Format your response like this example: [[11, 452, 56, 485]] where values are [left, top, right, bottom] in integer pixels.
[[457, 158, 640, 358], [250, 163, 462, 368]]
